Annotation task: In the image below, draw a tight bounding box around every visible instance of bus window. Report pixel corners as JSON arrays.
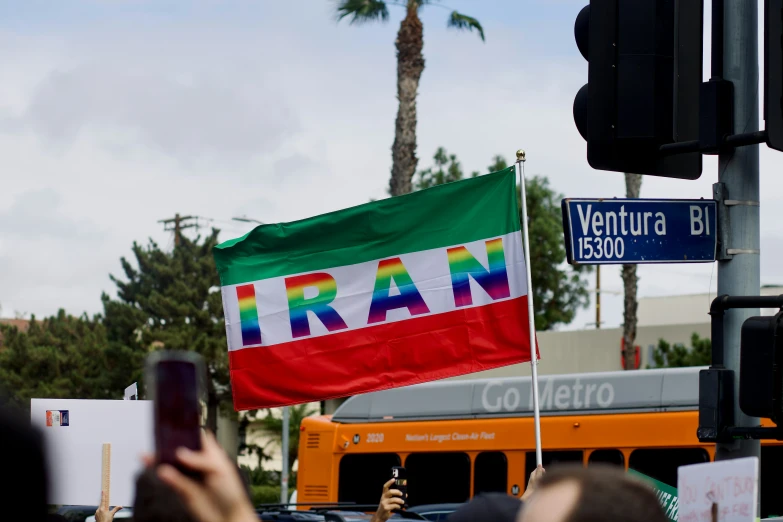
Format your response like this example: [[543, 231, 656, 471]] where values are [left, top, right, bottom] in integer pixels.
[[629, 448, 709, 487], [405, 452, 471, 505], [338, 453, 401, 505], [761, 445, 783, 518], [588, 449, 624, 467], [525, 451, 583, 487], [474, 452, 508, 495]]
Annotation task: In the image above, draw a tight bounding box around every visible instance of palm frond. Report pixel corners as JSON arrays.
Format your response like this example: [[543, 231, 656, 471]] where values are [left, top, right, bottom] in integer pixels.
[[336, 0, 390, 24], [447, 11, 485, 41]]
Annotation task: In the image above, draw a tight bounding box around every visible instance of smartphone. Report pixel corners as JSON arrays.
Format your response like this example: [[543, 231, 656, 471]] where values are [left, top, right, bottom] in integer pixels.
[[145, 351, 205, 478], [391, 466, 408, 508]]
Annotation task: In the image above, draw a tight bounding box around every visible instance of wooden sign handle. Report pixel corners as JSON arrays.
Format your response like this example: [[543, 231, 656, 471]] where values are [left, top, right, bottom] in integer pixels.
[[101, 443, 111, 508]]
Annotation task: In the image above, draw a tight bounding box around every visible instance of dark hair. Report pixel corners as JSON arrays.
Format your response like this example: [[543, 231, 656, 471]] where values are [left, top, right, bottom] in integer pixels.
[[133, 468, 196, 522], [536, 465, 668, 522], [0, 406, 49, 522], [448, 492, 522, 522]]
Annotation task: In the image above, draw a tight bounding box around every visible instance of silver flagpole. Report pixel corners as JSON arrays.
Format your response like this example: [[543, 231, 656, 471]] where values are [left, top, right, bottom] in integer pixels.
[[516, 149, 543, 467]]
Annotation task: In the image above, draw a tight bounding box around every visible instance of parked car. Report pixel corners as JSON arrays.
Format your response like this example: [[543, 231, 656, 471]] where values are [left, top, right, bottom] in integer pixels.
[[56, 506, 100, 522], [407, 503, 463, 521], [84, 509, 133, 522]]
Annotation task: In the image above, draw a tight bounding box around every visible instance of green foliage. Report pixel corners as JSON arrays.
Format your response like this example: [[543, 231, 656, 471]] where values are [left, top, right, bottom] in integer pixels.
[[239, 410, 274, 469], [415, 148, 590, 330], [415, 147, 465, 189], [651, 333, 711, 368], [240, 464, 279, 487], [486, 155, 508, 174], [337, 0, 484, 40], [101, 230, 230, 430], [0, 311, 123, 411], [260, 404, 319, 476], [251, 485, 282, 506], [447, 11, 485, 41], [336, 0, 389, 24]]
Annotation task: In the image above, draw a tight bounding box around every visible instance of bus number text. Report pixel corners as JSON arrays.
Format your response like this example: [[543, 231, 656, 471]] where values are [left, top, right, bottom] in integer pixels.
[[366, 433, 384, 443]]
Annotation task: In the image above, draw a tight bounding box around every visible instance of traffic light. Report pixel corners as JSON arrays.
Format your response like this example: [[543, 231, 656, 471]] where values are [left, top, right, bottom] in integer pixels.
[[739, 312, 783, 422], [573, 0, 703, 179], [766, 0, 783, 151]]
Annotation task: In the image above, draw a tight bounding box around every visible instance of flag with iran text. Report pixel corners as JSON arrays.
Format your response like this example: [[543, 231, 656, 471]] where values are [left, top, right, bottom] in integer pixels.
[[213, 167, 535, 410]]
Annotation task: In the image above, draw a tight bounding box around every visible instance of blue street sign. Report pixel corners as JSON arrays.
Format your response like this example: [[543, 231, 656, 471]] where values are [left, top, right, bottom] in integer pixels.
[[561, 198, 717, 265]]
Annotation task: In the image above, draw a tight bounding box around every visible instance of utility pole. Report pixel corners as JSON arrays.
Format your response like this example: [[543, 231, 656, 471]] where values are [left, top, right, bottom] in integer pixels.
[[281, 406, 290, 504], [714, 0, 761, 467], [595, 266, 601, 329], [622, 173, 642, 370], [158, 213, 198, 246]]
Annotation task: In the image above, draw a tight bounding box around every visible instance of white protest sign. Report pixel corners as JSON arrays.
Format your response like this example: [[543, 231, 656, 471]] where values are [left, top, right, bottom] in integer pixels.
[[677, 456, 758, 522], [31, 398, 153, 507]]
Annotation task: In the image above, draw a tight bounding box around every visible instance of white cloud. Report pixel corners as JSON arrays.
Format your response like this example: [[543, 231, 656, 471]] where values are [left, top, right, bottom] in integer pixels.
[[0, 64, 298, 166]]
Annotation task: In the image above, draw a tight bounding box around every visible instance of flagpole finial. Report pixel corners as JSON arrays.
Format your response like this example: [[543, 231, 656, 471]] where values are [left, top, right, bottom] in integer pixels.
[[516, 149, 526, 162]]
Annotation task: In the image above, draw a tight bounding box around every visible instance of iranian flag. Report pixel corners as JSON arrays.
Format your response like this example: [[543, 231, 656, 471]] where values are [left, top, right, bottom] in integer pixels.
[[214, 166, 536, 410]]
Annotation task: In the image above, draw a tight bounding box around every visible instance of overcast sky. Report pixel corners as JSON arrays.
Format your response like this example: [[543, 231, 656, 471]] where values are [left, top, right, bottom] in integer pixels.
[[0, 0, 781, 331]]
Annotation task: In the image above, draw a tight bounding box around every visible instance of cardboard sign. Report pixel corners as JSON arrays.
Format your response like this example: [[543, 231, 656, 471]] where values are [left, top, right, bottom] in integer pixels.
[[31, 399, 153, 507], [628, 469, 679, 521], [677, 456, 758, 522]]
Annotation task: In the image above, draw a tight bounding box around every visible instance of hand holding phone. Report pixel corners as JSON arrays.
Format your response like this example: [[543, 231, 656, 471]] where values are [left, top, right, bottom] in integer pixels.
[[145, 351, 205, 479], [391, 466, 408, 508]]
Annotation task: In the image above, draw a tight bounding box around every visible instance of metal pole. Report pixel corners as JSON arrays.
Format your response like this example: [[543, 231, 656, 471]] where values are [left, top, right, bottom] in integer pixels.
[[281, 406, 290, 504], [715, 0, 760, 473], [596, 265, 601, 329], [516, 150, 543, 468]]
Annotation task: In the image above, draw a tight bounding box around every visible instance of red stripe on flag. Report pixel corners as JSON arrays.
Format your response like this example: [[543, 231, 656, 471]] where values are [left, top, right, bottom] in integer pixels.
[[228, 296, 537, 410]]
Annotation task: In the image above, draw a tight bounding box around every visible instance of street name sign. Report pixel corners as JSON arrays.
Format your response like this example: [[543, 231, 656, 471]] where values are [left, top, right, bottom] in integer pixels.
[[561, 198, 717, 265]]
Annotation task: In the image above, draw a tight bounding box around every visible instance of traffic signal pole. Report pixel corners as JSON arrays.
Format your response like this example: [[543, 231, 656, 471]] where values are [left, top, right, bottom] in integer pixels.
[[715, 0, 761, 470]]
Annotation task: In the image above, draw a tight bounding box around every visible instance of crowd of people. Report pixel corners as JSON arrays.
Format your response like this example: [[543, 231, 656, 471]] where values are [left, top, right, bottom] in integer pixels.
[[2, 405, 670, 522]]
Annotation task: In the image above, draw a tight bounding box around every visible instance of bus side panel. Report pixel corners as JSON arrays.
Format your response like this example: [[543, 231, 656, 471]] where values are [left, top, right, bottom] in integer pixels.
[[298, 422, 337, 506], [506, 451, 527, 497]]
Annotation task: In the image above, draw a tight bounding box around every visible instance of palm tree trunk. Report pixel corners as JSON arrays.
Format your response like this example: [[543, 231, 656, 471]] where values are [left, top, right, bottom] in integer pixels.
[[389, 4, 424, 196], [622, 173, 642, 370]]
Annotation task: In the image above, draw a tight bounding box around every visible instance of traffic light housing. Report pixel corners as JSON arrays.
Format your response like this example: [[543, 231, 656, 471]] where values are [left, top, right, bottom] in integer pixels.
[[739, 312, 783, 422], [765, 0, 783, 151], [573, 0, 703, 179]]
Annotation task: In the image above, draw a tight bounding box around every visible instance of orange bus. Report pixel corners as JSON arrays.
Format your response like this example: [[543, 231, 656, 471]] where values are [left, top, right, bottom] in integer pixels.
[[298, 366, 783, 518]]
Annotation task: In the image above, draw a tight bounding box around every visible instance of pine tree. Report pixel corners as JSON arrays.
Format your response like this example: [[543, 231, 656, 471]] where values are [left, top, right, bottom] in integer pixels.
[[102, 230, 230, 432]]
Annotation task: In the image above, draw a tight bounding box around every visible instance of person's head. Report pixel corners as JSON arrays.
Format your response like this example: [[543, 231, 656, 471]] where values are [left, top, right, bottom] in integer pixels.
[[516, 465, 667, 522], [133, 468, 197, 522], [447, 492, 522, 522], [0, 406, 49, 522]]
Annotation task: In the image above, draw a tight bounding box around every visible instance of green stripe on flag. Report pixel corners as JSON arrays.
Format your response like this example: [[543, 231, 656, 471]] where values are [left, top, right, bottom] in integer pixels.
[[628, 469, 679, 521], [214, 167, 520, 286]]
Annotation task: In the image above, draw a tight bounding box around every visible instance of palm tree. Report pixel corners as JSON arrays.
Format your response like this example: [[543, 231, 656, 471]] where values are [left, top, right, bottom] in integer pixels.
[[262, 403, 318, 476], [336, 0, 485, 196]]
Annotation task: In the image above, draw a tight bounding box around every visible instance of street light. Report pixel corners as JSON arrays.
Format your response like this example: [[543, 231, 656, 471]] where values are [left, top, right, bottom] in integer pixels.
[[232, 216, 264, 225]]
